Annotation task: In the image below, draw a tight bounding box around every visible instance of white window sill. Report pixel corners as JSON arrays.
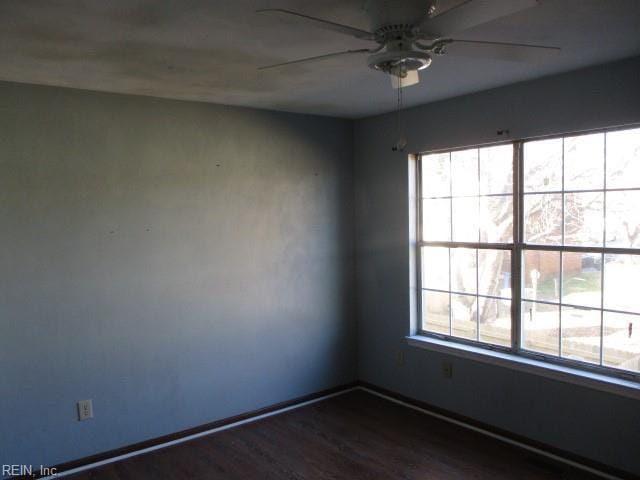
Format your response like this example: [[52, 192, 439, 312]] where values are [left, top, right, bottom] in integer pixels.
[[407, 335, 640, 400]]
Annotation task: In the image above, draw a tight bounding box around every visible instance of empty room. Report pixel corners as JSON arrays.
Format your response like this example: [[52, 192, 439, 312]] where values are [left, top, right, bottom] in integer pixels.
[[2, 1, 640, 479]]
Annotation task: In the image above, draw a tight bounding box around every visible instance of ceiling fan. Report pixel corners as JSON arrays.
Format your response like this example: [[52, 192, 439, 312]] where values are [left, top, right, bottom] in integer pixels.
[[257, 0, 560, 88]]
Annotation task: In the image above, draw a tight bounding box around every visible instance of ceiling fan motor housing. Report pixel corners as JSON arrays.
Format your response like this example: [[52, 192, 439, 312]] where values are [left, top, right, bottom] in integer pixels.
[[369, 22, 432, 77]]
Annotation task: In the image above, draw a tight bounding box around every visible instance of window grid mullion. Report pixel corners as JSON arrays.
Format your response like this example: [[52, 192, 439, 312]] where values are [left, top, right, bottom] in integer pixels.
[[559, 137, 565, 358], [418, 241, 512, 250], [517, 298, 640, 317], [475, 248, 480, 341], [559, 252, 564, 357], [513, 141, 524, 352], [600, 133, 608, 366], [416, 155, 424, 334], [476, 149, 481, 341], [423, 287, 510, 302], [448, 152, 453, 336], [422, 185, 640, 200], [512, 244, 638, 255]]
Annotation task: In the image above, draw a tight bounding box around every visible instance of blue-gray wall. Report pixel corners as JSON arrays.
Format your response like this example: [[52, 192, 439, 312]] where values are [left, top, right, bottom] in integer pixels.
[[3, 55, 639, 475], [0, 82, 356, 468], [354, 56, 640, 475]]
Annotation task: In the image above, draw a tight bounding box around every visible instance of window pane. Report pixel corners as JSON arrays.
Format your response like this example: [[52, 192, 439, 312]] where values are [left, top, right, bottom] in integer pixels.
[[522, 301, 560, 356], [605, 190, 640, 248], [523, 250, 560, 302], [561, 306, 601, 365], [421, 247, 449, 291], [604, 254, 640, 313], [452, 197, 479, 241], [603, 312, 640, 373], [564, 133, 604, 191], [422, 153, 450, 198], [606, 127, 640, 189], [524, 193, 562, 245], [451, 149, 478, 197], [451, 293, 477, 340], [480, 195, 513, 243], [480, 144, 513, 195], [450, 248, 476, 294], [478, 249, 511, 298], [564, 192, 604, 247], [422, 290, 450, 334], [562, 252, 602, 309], [478, 296, 511, 347], [524, 138, 562, 192], [422, 198, 451, 241]]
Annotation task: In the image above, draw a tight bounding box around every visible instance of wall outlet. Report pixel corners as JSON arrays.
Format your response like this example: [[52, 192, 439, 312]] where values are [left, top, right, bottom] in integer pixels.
[[442, 361, 453, 379], [77, 399, 93, 421], [396, 351, 405, 367]]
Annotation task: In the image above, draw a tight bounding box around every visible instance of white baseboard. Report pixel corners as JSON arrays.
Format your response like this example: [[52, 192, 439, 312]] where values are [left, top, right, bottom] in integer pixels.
[[40, 385, 623, 480], [360, 386, 623, 480], [45, 387, 358, 479]]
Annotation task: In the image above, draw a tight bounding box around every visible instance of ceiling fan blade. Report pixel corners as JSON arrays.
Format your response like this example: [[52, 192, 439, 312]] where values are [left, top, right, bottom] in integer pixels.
[[431, 0, 474, 16], [259, 49, 371, 70], [256, 9, 374, 40], [423, 0, 539, 37], [444, 39, 560, 62]]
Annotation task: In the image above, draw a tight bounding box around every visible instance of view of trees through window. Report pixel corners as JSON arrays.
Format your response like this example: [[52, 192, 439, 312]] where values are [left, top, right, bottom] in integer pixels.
[[418, 126, 640, 376]]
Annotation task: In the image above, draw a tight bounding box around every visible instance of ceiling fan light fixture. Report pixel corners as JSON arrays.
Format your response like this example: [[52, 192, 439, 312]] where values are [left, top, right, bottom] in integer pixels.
[[368, 50, 430, 88], [390, 69, 419, 89]]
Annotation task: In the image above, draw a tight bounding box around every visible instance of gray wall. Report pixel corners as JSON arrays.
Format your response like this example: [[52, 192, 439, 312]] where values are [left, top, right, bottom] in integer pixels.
[[354, 56, 640, 475], [0, 82, 355, 468], [3, 54, 639, 474]]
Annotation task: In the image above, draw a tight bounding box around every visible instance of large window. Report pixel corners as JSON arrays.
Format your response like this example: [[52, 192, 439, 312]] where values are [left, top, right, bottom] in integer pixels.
[[417, 126, 640, 379]]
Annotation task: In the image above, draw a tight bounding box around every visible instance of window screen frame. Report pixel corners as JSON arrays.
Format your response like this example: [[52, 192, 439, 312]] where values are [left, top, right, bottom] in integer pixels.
[[415, 125, 640, 382]]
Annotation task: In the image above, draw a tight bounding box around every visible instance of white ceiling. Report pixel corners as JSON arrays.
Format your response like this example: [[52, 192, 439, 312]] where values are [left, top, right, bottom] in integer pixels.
[[1, 0, 639, 118]]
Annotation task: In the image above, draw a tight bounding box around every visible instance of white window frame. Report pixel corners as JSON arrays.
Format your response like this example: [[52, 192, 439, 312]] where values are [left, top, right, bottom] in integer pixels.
[[413, 125, 640, 385]]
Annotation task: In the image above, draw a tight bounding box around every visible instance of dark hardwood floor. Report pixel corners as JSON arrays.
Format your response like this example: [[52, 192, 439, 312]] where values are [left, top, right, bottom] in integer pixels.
[[69, 390, 601, 479]]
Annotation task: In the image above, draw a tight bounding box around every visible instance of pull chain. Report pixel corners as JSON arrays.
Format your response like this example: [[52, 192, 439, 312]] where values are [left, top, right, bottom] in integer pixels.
[[396, 74, 402, 137], [392, 71, 407, 152]]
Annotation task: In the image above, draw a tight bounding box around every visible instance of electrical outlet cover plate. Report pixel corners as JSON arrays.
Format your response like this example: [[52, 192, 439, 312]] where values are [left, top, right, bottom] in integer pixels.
[[78, 399, 93, 421]]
